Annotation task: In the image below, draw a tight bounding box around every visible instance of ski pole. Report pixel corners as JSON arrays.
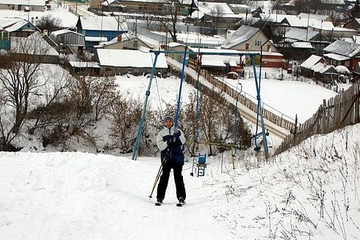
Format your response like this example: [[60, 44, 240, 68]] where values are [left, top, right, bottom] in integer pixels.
[[190, 155, 196, 176], [149, 163, 163, 199], [148, 154, 168, 199]]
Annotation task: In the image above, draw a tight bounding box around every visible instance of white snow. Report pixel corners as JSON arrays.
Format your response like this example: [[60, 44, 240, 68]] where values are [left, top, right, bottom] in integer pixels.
[[1, 124, 359, 240]]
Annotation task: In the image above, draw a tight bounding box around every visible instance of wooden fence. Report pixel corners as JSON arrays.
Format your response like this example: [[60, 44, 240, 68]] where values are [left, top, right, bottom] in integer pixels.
[[274, 82, 360, 156], [195, 69, 296, 131]]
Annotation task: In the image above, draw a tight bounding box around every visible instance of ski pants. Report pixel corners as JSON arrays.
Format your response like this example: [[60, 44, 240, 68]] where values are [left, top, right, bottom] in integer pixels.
[[156, 160, 186, 201]]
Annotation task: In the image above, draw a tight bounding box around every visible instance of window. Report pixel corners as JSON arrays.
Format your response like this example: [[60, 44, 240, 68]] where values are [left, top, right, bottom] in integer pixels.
[[255, 40, 262, 46], [245, 43, 250, 50], [133, 40, 138, 48]]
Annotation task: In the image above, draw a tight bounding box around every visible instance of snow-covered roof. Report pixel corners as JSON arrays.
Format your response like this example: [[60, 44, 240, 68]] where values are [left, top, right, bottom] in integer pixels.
[[96, 49, 168, 68], [323, 40, 360, 58], [196, 2, 234, 15], [259, 14, 287, 24], [320, 0, 345, 5], [192, 2, 239, 19], [50, 29, 84, 38], [285, 28, 320, 42], [291, 42, 314, 49], [221, 25, 259, 49], [300, 55, 323, 69], [69, 61, 100, 68], [297, 13, 330, 21], [3, 19, 35, 32], [0, 0, 45, 6], [323, 53, 350, 61], [10, 32, 58, 56], [282, 15, 334, 30], [79, 16, 128, 32], [201, 57, 227, 67], [85, 36, 108, 42], [0, 17, 20, 28]]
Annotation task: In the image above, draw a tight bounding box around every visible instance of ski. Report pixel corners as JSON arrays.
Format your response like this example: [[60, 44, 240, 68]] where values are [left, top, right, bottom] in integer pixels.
[[176, 198, 186, 207]]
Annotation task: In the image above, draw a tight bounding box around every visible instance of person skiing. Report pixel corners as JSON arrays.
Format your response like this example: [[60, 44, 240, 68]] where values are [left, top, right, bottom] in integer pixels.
[[155, 115, 186, 206]]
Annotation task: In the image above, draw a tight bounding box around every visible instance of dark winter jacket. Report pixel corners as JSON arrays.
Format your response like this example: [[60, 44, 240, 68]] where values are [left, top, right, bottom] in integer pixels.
[[156, 126, 186, 165]]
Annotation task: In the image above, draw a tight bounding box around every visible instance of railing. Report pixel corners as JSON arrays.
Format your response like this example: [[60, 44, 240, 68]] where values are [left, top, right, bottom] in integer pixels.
[[196, 69, 296, 131], [274, 82, 360, 156]]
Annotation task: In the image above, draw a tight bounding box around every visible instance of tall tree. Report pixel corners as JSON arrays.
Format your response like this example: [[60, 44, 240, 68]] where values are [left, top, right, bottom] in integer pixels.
[[159, 0, 180, 42], [0, 34, 49, 150]]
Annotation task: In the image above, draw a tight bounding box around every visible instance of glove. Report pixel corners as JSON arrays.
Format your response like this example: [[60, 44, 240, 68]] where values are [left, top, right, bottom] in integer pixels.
[[173, 127, 179, 134], [167, 136, 176, 146]]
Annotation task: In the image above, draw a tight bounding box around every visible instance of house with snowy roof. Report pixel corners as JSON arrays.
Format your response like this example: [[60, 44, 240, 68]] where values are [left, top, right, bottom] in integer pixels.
[[76, 16, 128, 52], [299, 54, 337, 83], [91, 0, 195, 16], [0, 17, 39, 50], [0, 0, 46, 12], [191, 2, 242, 31], [94, 49, 168, 76], [221, 25, 284, 68], [280, 28, 329, 59], [94, 33, 152, 50], [49, 29, 85, 54], [10, 32, 59, 64], [322, 39, 360, 71]]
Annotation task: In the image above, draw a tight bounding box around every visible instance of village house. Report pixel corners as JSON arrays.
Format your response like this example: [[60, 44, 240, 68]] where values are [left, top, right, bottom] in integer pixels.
[[322, 39, 360, 71], [0, 0, 46, 11], [299, 54, 338, 83], [94, 32, 152, 50], [90, 0, 193, 16], [0, 17, 39, 50], [279, 28, 329, 59], [49, 29, 85, 54], [76, 15, 128, 52], [221, 25, 284, 68], [94, 48, 168, 76], [10, 32, 59, 64], [193, 2, 242, 32]]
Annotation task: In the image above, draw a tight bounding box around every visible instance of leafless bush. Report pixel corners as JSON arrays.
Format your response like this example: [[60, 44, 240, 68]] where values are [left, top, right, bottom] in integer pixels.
[[108, 95, 143, 154], [182, 90, 251, 156]]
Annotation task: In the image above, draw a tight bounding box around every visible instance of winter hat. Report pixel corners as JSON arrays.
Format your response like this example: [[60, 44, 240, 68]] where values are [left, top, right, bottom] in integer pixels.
[[163, 115, 174, 122]]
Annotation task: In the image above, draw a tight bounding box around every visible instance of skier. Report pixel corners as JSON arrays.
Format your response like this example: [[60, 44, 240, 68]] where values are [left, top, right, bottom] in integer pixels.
[[155, 115, 186, 206]]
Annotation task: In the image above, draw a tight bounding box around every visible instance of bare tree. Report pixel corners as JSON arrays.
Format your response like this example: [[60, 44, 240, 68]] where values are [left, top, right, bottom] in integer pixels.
[[183, 87, 252, 156], [0, 34, 49, 150], [210, 5, 224, 35], [88, 76, 118, 121], [159, 0, 180, 42], [35, 14, 62, 33], [26, 66, 73, 134], [108, 96, 143, 153]]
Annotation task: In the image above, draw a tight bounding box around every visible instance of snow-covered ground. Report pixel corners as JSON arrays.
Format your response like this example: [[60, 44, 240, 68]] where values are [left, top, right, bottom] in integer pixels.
[[1, 123, 359, 240]]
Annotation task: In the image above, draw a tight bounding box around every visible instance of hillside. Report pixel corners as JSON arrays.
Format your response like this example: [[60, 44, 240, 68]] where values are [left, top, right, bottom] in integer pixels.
[[1, 123, 359, 239]]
